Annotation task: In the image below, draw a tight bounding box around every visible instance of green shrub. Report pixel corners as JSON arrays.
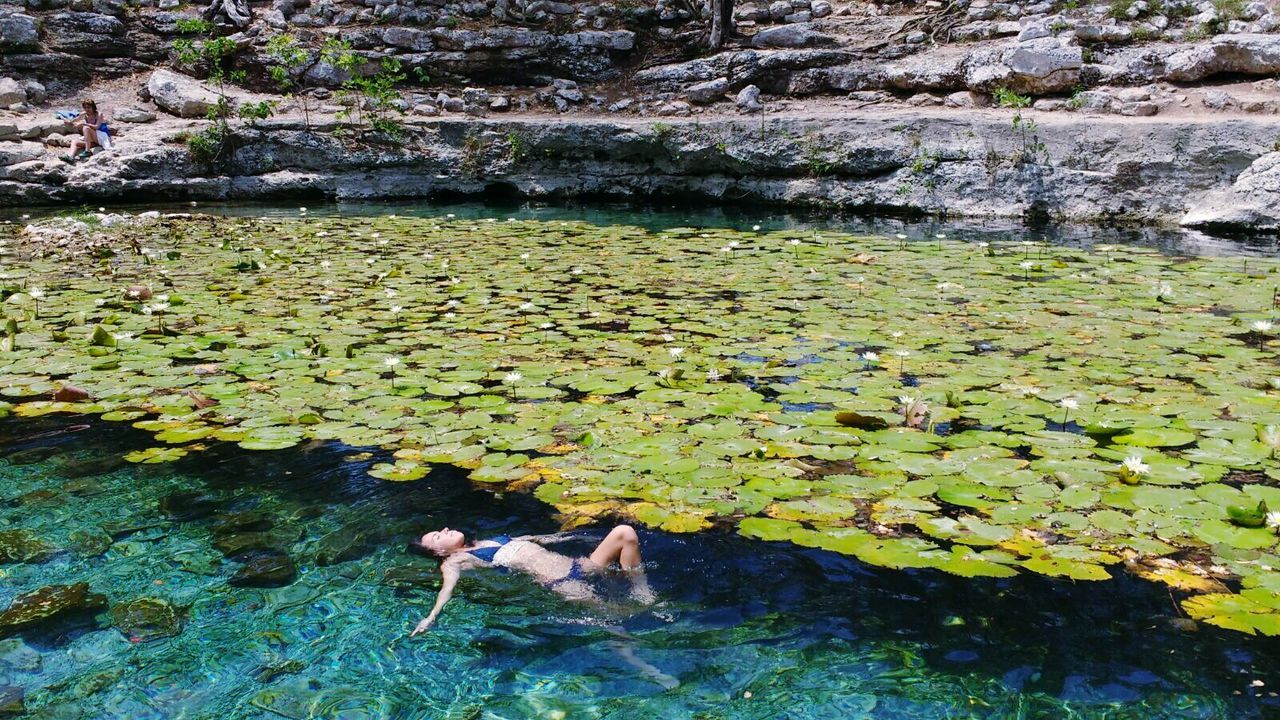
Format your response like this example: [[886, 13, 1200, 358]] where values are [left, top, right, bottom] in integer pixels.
[[992, 86, 1032, 108]]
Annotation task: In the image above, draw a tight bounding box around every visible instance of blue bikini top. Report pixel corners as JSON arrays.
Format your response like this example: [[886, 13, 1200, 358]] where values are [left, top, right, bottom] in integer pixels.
[[467, 534, 512, 563]]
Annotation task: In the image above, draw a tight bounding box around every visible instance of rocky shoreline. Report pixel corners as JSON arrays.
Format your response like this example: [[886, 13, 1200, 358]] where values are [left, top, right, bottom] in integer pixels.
[[2, 108, 1279, 232]]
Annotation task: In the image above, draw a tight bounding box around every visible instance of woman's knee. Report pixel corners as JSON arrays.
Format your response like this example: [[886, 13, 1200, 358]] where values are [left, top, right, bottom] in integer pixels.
[[613, 524, 638, 543]]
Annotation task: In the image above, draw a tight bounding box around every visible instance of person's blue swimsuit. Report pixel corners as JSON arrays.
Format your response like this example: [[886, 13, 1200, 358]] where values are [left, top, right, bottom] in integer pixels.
[[468, 535, 584, 587]]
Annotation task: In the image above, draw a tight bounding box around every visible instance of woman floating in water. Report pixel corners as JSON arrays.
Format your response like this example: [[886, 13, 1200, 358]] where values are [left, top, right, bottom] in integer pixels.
[[409, 524, 657, 636]]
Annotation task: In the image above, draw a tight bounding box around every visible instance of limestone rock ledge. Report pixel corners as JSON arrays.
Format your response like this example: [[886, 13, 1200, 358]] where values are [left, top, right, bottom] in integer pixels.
[[3, 111, 1279, 232]]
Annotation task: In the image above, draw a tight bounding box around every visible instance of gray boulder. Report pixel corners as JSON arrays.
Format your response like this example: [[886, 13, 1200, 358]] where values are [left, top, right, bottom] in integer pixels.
[[0, 12, 39, 52], [1182, 152, 1280, 231], [751, 24, 835, 48], [1165, 34, 1280, 81], [0, 142, 45, 166], [114, 107, 156, 123], [382, 27, 434, 51], [0, 78, 24, 106], [147, 69, 220, 118], [44, 12, 129, 57], [736, 83, 762, 112], [688, 77, 729, 104], [967, 38, 1082, 93]]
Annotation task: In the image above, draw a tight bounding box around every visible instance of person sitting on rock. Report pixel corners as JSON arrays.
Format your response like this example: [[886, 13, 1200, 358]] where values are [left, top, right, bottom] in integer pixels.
[[408, 524, 657, 636], [61, 99, 109, 163]]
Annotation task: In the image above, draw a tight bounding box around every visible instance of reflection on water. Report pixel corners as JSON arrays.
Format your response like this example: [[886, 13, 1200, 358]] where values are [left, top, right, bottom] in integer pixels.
[[0, 418, 1277, 718], [5, 199, 1280, 258]]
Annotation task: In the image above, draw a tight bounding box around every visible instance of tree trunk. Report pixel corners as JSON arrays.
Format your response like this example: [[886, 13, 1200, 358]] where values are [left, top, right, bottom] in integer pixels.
[[708, 0, 730, 48]]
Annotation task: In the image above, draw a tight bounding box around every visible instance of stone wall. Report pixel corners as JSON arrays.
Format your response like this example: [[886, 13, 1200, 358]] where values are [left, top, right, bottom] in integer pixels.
[[3, 111, 1279, 231]]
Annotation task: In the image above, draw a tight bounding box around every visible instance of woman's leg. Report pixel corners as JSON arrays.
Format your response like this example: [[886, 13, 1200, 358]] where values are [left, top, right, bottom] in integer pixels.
[[588, 525, 656, 603], [81, 126, 96, 152], [588, 524, 642, 570]]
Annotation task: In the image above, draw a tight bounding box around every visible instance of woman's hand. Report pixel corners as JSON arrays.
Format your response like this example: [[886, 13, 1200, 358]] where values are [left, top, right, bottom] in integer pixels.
[[410, 617, 434, 636]]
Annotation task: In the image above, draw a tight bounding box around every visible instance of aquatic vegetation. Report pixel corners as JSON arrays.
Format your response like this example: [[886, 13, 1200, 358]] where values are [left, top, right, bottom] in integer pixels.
[[2, 215, 1280, 634]]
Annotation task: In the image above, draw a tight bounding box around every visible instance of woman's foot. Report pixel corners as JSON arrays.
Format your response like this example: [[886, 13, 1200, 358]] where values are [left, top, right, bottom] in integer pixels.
[[58, 154, 76, 164]]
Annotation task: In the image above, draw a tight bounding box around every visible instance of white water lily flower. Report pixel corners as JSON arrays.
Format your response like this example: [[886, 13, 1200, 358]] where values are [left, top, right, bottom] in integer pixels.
[[789, 239, 801, 246], [1019, 261, 1034, 270], [898, 395, 916, 405], [503, 371, 523, 384], [1266, 511, 1280, 529], [385, 289, 398, 298], [519, 302, 534, 311], [441, 259, 450, 269], [520, 252, 531, 260], [1121, 456, 1150, 475], [1060, 398, 1079, 411], [668, 347, 686, 359], [752, 225, 761, 231], [539, 322, 554, 330], [706, 368, 722, 381], [893, 349, 910, 358], [446, 299, 460, 307], [935, 234, 946, 239], [895, 234, 907, 240], [1153, 282, 1173, 297], [977, 242, 990, 248], [449, 277, 460, 285], [27, 288, 44, 300], [443, 312, 456, 319], [383, 356, 400, 368], [390, 305, 403, 314], [149, 302, 169, 313], [861, 351, 879, 362], [320, 260, 332, 269], [658, 367, 674, 380], [1252, 320, 1274, 333], [661, 333, 676, 342], [719, 246, 732, 253], [299, 207, 308, 213], [365, 258, 376, 265]]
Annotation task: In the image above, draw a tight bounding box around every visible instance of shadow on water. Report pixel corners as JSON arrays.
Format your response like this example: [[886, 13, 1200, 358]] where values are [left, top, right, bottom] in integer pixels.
[[2, 417, 1280, 718]]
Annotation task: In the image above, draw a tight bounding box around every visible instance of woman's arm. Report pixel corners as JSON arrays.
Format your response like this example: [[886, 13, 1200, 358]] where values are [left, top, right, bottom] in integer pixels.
[[411, 558, 462, 636]]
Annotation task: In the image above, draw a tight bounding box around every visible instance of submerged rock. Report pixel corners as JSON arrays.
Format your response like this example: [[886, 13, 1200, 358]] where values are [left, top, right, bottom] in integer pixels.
[[214, 531, 284, 558], [230, 551, 298, 588], [159, 491, 219, 521], [59, 454, 127, 479], [0, 583, 107, 638], [314, 523, 370, 566], [4, 446, 59, 465], [0, 638, 40, 671], [0, 529, 54, 565], [211, 510, 274, 536], [109, 597, 182, 642], [254, 658, 306, 683], [68, 528, 113, 557], [381, 565, 438, 590], [0, 686, 22, 717]]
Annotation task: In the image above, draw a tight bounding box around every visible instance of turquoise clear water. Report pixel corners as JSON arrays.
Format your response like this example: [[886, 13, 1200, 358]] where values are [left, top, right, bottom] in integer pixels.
[[2, 418, 1279, 719]]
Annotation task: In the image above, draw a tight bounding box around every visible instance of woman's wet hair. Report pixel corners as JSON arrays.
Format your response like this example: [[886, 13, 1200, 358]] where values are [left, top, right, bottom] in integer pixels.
[[406, 540, 437, 558]]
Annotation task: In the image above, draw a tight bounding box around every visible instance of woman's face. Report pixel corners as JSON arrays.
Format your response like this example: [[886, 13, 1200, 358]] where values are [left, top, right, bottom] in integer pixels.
[[419, 528, 465, 555]]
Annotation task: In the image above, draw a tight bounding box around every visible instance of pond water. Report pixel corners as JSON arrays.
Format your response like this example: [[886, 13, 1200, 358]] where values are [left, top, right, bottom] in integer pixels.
[[1, 203, 1280, 717], [2, 419, 1279, 719]]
